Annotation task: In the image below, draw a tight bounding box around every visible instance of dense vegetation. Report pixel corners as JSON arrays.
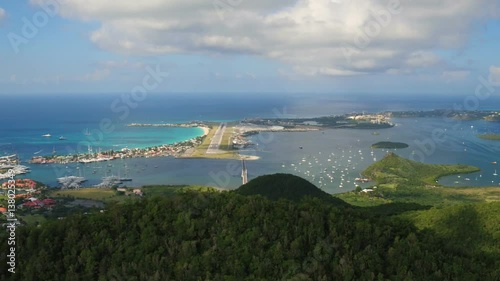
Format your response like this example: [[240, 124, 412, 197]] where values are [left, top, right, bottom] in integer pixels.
[[337, 153, 490, 209], [235, 173, 347, 205], [371, 142, 409, 149], [1, 191, 499, 281], [362, 152, 479, 187], [2, 156, 499, 280], [401, 202, 500, 256]]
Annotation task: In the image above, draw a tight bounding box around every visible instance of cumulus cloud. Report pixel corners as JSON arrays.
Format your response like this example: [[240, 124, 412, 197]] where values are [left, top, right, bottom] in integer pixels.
[[489, 66, 500, 85], [30, 0, 499, 76], [442, 70, 470, 82], [78, 69, 110, 81], [0, 7, 6, 21], [96, 60, 145, 69]]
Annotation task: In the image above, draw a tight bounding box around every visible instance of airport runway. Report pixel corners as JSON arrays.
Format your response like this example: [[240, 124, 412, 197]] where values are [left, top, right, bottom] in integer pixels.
[[206, 123, 226, 154]]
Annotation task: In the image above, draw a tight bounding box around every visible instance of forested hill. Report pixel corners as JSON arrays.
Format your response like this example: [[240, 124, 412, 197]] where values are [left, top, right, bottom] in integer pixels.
[[1, 191, 499, 280], [363, 152, 480, 186], [235, 173, 348, 205]]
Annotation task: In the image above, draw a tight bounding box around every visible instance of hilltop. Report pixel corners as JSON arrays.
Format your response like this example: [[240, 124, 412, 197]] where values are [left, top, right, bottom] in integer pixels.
[[337, 152, 499, 209], [235, 173, 347, 205]]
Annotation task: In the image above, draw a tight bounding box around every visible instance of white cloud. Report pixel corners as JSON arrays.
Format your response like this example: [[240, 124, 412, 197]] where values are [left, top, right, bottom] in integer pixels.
[[78, 69, 110, 81], [30, 0, 500, 76], [0, 7, 6, 21], [97, 60, 145, 69], [442, 70, 470, 82], [235, 72, 257, 79], [489, 66, 500, 85]]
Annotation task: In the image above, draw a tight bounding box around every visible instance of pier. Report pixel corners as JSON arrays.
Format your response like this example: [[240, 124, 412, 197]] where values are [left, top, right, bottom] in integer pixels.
[[241, 159, 248, 185]]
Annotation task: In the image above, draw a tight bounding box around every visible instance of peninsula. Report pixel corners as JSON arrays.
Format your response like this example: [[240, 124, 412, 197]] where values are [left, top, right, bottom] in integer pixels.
[[385, 109, 500, 121], [29, 113, 396, 164], [477, 134, 500, 140]]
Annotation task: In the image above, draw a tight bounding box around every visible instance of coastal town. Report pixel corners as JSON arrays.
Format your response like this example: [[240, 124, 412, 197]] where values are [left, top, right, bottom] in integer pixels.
[[29, 131, 208, 165], [0, 176, 146, 227], [17, 112, 396, 169], [243, 113, 394, 129]]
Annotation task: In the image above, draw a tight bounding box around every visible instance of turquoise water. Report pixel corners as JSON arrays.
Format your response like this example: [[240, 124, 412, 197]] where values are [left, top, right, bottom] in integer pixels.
[[14, 125, 204, 157], [19, 117, 500, 193], [2, 93, 500, 192]]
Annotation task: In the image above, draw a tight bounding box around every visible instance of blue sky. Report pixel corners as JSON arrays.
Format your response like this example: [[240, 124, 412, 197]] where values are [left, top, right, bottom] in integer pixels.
[[1, 0, 500, 95]]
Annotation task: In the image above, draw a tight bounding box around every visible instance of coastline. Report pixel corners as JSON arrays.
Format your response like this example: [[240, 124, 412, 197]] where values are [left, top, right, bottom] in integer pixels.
[[199, 126, 210, 137], [28, 123, 260, 165], [29, 125, 210, 165]]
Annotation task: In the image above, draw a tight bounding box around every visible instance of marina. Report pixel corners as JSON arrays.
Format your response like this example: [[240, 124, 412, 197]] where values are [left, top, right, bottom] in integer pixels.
[[1, 94, 500, 191], [57, 176, 87, 189], [0, 155, 30, 179]]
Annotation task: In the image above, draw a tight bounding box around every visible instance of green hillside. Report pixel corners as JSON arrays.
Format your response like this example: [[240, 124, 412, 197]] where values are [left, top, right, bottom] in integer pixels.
[[235, 173, 347, 205], [363, 152, 479, 187], [401, 202, 500, 256], [2, 156, 499, 280], [2, 193, 498, 280], [337, 153, 499, 210]]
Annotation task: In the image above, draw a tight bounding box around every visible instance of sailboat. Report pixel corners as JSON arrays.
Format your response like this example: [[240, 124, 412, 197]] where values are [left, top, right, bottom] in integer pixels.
[[494, 169, 498, 176], [84, 128, 91, 136]]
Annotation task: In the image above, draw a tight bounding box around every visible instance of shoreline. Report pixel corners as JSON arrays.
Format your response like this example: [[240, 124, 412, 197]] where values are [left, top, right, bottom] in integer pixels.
[[29, 126, 209, 165], [28, 124, 260, 165], [199, 126, 210, 137]]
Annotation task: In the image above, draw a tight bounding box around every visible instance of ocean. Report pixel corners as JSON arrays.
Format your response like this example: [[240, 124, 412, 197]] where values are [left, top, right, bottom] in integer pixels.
[[2, 93, 500, 193]]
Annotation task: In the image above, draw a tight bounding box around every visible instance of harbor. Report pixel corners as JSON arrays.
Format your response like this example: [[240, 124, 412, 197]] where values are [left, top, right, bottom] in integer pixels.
[[0, 155, 30, 179], [29, 134, 207, 165]]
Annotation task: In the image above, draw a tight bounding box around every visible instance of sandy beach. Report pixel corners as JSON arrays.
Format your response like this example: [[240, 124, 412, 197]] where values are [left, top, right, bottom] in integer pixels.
[[199, 126, 210, 137], [239, 154, 260, 160]]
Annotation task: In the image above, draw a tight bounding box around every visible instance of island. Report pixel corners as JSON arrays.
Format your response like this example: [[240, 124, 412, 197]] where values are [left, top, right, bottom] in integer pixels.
[[371, 141, 409, 149], [477, 134, 500, 140], [385, 109, 500, 121]]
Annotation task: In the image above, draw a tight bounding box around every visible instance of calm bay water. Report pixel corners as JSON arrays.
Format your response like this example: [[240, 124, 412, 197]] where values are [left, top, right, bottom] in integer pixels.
[[2, 93, 500, 193]]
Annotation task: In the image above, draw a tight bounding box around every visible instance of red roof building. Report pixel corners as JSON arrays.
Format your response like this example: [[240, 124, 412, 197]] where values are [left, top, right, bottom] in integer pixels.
[[42, 198, 56, 205], [23, 201, 37, 207], [2, 179, 37, 189], [22, 198, 56, 208]]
